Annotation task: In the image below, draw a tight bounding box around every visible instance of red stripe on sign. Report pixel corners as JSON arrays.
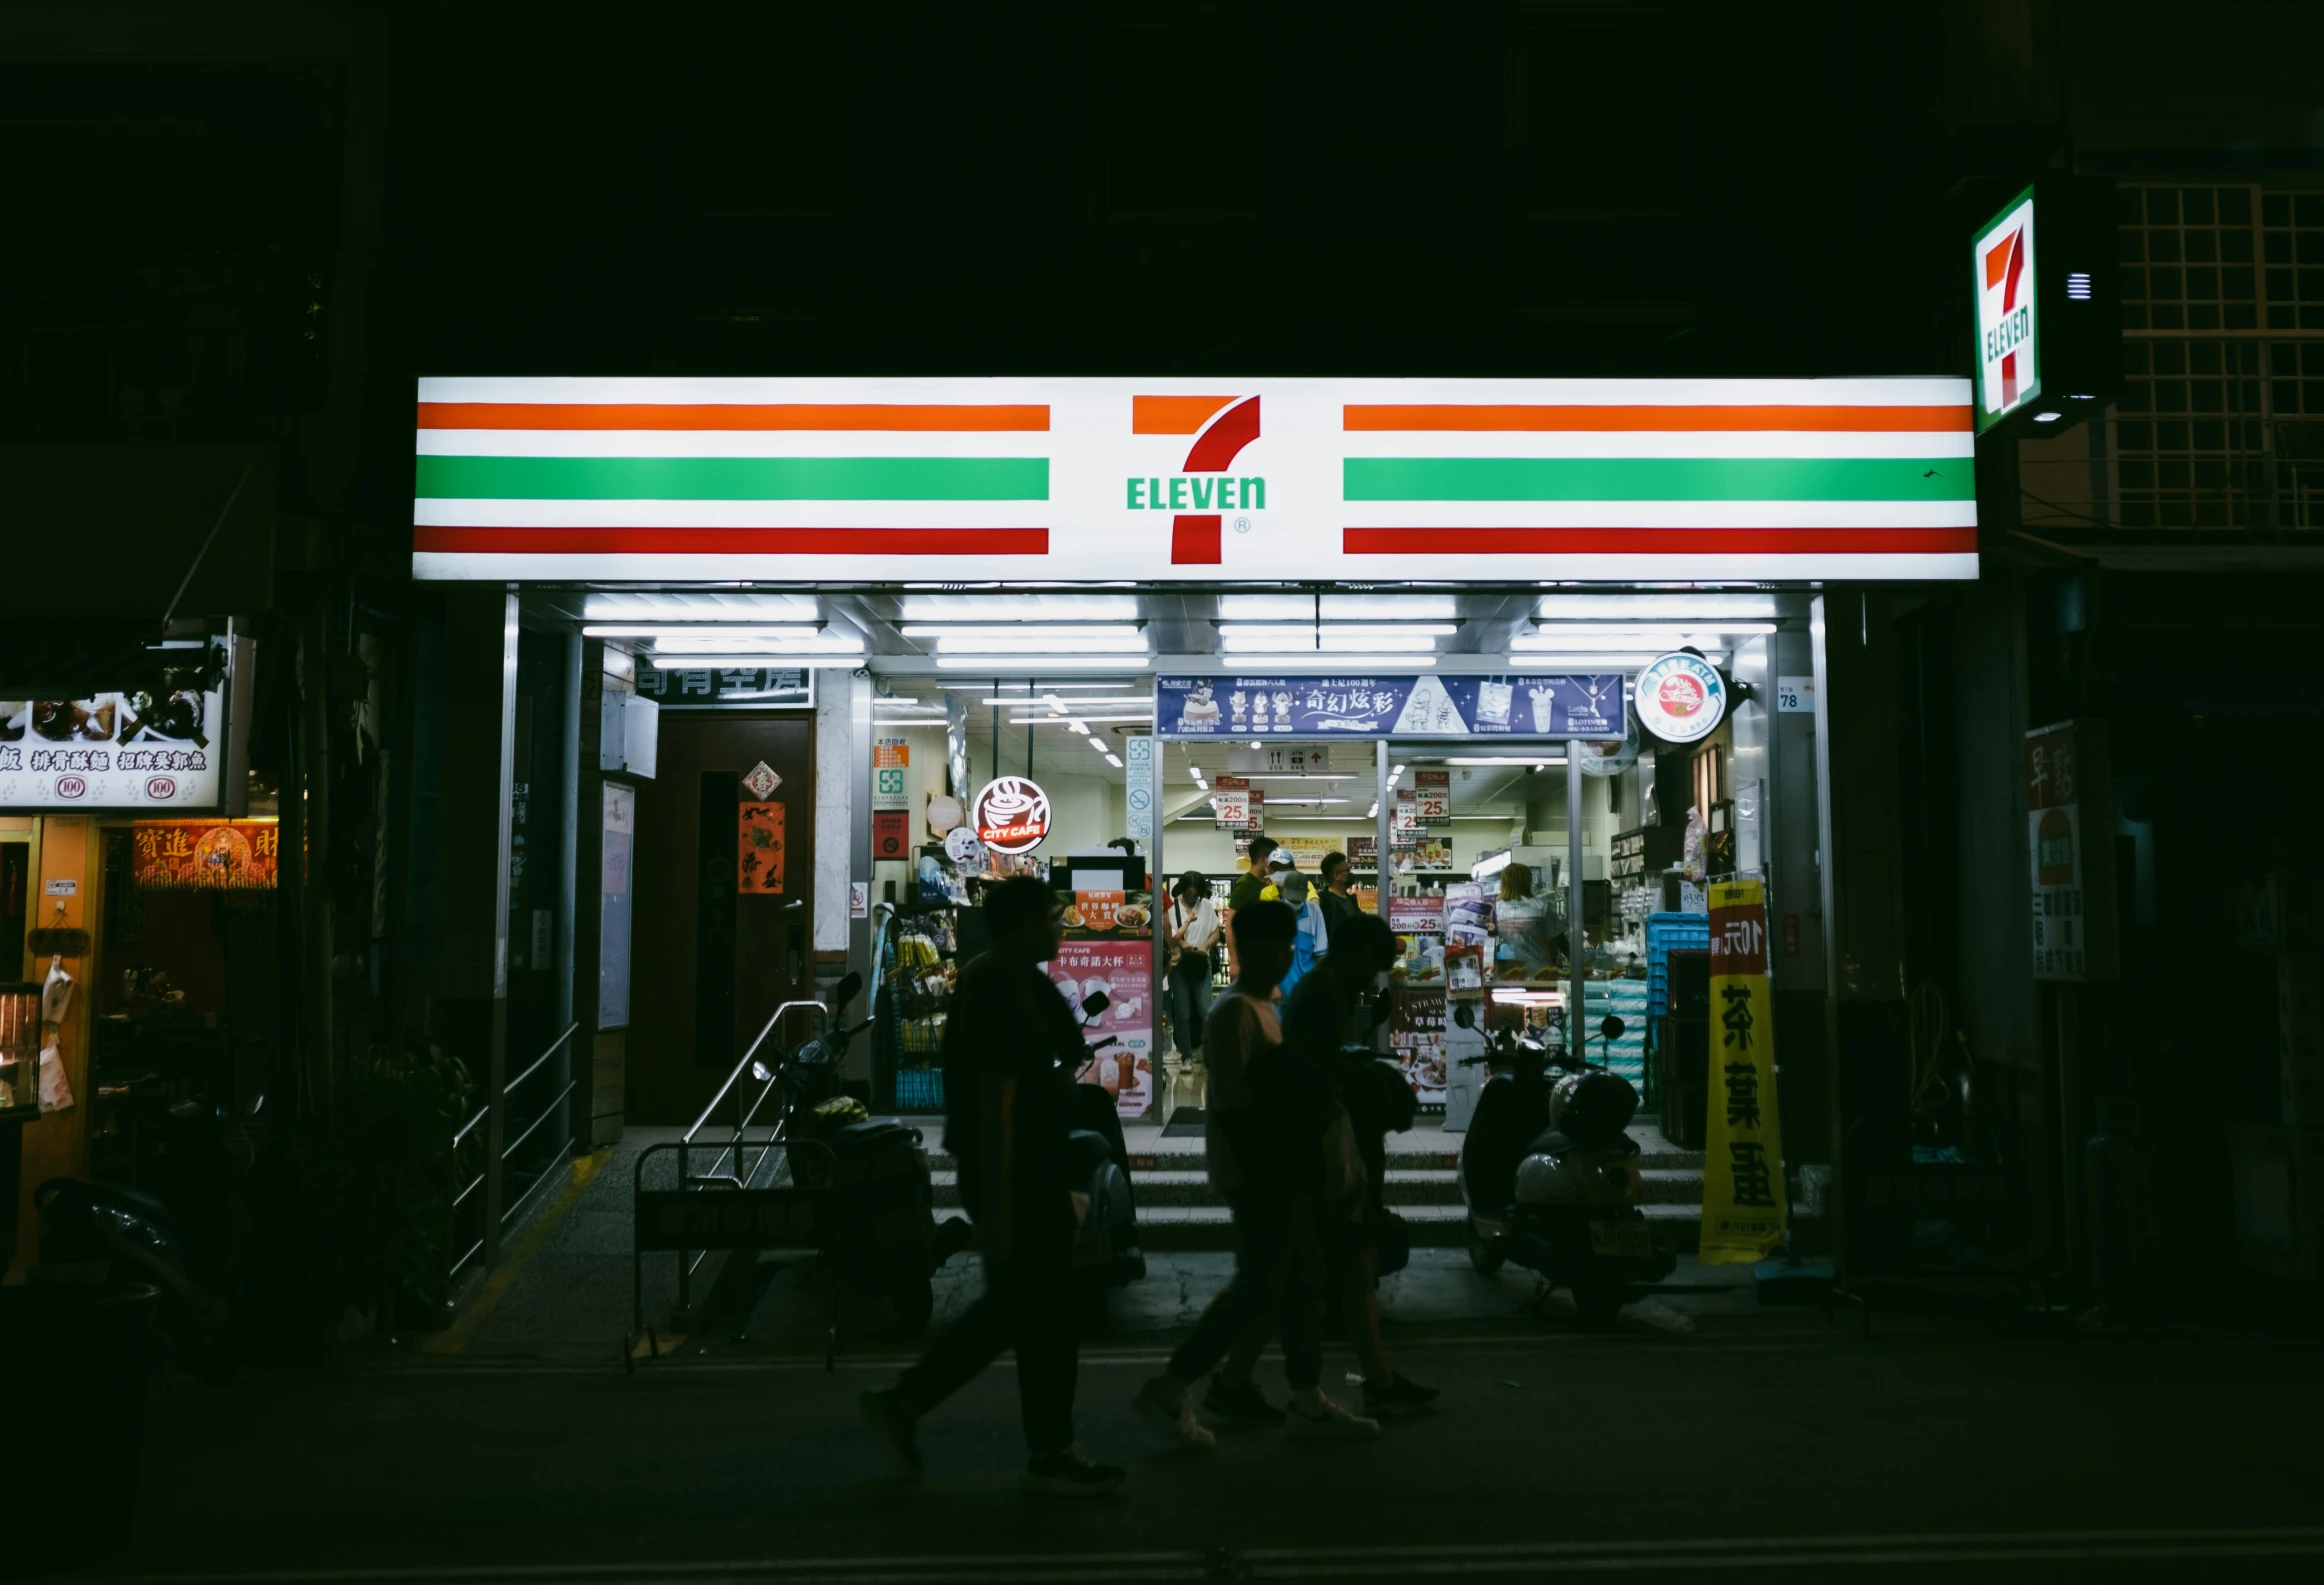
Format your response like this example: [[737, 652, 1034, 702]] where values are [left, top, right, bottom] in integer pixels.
[[415, 527, 1049, 555], [1171, 514, 1223, 564], [1341, 528, 1978, 555]]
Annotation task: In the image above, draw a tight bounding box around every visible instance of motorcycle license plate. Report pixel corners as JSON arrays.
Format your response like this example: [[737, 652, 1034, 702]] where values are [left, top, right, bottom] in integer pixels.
[[1588, 1219, 1654, 1258]]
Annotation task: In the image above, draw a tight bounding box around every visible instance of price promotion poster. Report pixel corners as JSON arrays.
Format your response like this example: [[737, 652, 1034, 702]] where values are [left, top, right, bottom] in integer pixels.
[[1054, 893, 1157, 1119], [1699, 877, 1789, 1263]]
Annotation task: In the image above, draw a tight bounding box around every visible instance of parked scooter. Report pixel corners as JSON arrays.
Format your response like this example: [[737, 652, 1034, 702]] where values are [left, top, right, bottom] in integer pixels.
[[36, 1090, 264, 1375], [1456, 1006, 1673, 1327], [1065, 989, 1145, 1307], [773, 972, 968, 1332]]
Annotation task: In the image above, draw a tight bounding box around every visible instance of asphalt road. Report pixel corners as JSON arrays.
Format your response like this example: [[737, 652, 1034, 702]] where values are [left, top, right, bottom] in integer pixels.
[[52, 1319, 2324, 1584]]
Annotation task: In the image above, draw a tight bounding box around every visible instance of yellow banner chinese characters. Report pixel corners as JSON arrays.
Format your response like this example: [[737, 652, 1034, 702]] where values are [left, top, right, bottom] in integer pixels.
[[1699, 877, 1787, 1264]]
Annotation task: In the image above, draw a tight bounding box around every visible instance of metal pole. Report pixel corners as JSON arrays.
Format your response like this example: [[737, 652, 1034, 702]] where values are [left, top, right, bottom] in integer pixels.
[[1567, 740, 1586, 1063], [1374, 740, 1393, 913]]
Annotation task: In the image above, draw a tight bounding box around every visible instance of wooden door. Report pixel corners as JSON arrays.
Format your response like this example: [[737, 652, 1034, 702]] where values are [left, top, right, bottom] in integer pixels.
[[627, 712, 815, 1124]]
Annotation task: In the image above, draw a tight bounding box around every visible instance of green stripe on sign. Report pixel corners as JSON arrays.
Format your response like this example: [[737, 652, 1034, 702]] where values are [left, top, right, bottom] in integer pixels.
[[1342, 457, 1973, 502], [415, 455, 1050, 501]]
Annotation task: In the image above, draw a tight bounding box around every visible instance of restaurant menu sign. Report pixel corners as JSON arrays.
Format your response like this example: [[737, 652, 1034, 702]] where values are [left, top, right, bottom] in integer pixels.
[[1156, 674, 1626, 740], [0, 679, 225, 811]]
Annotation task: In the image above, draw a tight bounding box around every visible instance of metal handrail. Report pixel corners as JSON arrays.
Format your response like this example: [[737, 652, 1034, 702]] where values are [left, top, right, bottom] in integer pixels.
[[506, 1023, 580, 1099], [685, 1000, 833, 1145], [452, 1106, 489, 1148], [503, 1079, 578, 1163]]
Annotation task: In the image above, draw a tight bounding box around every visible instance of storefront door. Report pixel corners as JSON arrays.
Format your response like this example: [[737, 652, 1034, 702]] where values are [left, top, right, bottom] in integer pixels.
[[627, 711, 814, 1124]]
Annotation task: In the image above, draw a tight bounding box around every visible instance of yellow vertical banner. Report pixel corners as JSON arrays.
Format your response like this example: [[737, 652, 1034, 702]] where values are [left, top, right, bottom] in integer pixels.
[[1699, 877, 1788, 1264]]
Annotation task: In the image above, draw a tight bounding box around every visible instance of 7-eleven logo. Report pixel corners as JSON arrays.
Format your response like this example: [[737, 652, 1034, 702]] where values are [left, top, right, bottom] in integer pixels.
[[1974, 188, 2038, 427], [1127, 395, 1262, 565]]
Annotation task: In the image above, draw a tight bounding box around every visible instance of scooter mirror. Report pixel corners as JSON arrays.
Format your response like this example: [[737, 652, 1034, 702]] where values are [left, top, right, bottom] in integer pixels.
[[1600, 1014, 1626, 1042], [1452, 1001, 1477, 1030], [1080, 989, 1111, 1018], [834, 971, 864, 1007]]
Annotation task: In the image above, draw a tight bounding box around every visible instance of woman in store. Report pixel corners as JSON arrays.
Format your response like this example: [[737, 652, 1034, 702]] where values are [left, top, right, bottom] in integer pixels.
[[1167, 870, 1222, 1066]]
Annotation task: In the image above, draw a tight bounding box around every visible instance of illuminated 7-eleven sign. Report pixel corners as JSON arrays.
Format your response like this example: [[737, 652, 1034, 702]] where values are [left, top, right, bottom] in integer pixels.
[[1973, 186, 2040, 434]]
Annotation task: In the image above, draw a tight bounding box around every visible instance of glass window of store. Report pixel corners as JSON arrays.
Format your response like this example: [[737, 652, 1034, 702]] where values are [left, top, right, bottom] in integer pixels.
[[868, 673, 1160, 1119]]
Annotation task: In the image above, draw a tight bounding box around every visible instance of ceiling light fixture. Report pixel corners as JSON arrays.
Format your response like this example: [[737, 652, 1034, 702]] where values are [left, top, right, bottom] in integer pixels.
[[583, 592, 818, 621], [1104, 753, 1124, 768], [935, 655, 1153, 670], [900, 594, 1139, 621], [926, 630, 1148, 654], [653, 654, 863, 669], [1440, 756, 1571, 766], [584, 624, 825, 641], [1534, 593, 1780, 621]]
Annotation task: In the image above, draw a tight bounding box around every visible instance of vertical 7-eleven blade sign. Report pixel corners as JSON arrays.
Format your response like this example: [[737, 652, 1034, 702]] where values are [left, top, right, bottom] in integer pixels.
[[1973, 185, 2040, 433]]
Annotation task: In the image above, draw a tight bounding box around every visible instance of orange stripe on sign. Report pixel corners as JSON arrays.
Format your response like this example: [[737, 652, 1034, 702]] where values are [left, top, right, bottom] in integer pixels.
[[1342, 405, 1973, 434], [417, 403, 1051, 432], [1132, 395, 1239, 435]]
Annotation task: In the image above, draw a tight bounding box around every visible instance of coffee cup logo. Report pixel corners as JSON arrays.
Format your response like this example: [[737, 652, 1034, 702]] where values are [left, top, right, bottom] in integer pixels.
[[972, 775, 1052, 855]]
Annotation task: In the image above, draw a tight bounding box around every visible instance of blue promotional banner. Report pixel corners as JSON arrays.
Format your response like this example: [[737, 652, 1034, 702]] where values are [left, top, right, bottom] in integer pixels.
[[1155, 674, 1627, 740]]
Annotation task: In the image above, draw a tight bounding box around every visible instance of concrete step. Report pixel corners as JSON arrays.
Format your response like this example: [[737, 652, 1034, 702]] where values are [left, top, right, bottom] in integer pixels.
[[1127, 1201, 1715, 1255], [932, 1167, 1475, 1209], [1640, 1168, 1705, 1206]]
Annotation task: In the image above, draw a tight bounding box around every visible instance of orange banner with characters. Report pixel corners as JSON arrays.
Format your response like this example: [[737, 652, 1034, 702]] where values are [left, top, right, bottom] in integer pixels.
[[130, 821, 279, 891]]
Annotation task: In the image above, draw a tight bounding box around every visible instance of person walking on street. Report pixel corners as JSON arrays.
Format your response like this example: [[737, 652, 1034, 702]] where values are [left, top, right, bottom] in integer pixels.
[[1222, 835, 1278, 979], [1282, 912, 1442, 1419], [1166, 871, 1221, 1065], [1277, 868, 1328, 1001], [1131, 901, 1381, 1446], [862, 877, 1125, 1497]]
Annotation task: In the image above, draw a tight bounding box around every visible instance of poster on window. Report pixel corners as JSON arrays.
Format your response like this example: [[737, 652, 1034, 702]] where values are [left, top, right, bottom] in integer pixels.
[[129, 820, 279, 891], [738, 800, 786, 894], [1050, 936, 1156, 1119], [1392, 986, 1448, 1110], [1414, 770, 1452, 826]]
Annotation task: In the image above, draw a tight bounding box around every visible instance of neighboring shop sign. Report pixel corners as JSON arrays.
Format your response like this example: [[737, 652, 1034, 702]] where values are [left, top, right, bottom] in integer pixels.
[[0, 669, 226, 811], [635, 666, 813, 710], [1413, 769, 1451, 825], [129, 820, 279, 891], [2026, 720, 2117, 981], [1699, 877, 1787, 1265], [414, 377, 1976, 584], [972, 775, 1051, 854], [737, 800, 786, 894], [872, 809, 910, 861], [1156, 673, 1627, 740], [873, 738, 909, 809], [1632, 652, 1728, 745]]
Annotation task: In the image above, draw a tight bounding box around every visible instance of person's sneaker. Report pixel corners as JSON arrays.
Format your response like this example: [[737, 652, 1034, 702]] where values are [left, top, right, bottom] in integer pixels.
[[859, 1387, 921, 1476], [1021, 1445, 1127, 1497], [1202, 1374, 1287, 1428], [1362, 1373, 1443, 1418], [1131, 1376, 1216, 1449], [1284, 1393, 1381, 1441]]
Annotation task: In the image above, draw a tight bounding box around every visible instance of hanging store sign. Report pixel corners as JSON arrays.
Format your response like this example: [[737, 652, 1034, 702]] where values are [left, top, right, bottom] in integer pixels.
[[972, 775, 1051, 855], [2026, 720, 2117, 981], [1211, 776, 1253, 830], [636, 666, 813, 710], [1392, 788, 1421, 840], [412, 377, 1977, 586], [129, 821, 279, 891], [1413, 769, 1452, 825], [1632, 653, 1728, 745], [1973, 186, 2040, 434], [1699, 877, 1788, 1265], [1156, 674, 1626, 740], [0, 658, 227, 811]]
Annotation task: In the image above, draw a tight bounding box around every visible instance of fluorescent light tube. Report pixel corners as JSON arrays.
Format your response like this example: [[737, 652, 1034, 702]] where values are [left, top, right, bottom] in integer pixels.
[[653, 655, 863, 669], [1219, 655, 1437, 670], [1534, 593, 1779, 620], [935, 655, 1152, 670]]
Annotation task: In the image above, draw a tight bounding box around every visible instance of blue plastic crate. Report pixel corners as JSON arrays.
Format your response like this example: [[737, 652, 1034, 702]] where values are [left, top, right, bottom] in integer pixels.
[[1644, 911, 1709, 1023], [893, 1065, 946, 1114]]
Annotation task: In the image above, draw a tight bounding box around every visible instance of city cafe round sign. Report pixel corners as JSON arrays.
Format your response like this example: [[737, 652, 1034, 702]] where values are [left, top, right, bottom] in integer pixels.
[[972, 775, 1052, 855], [1633, 652, 1728, 745]]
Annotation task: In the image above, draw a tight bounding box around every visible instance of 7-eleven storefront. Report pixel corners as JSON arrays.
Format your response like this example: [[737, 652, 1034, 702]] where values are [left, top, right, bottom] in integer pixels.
[[406, 375, 1972, 1271]]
